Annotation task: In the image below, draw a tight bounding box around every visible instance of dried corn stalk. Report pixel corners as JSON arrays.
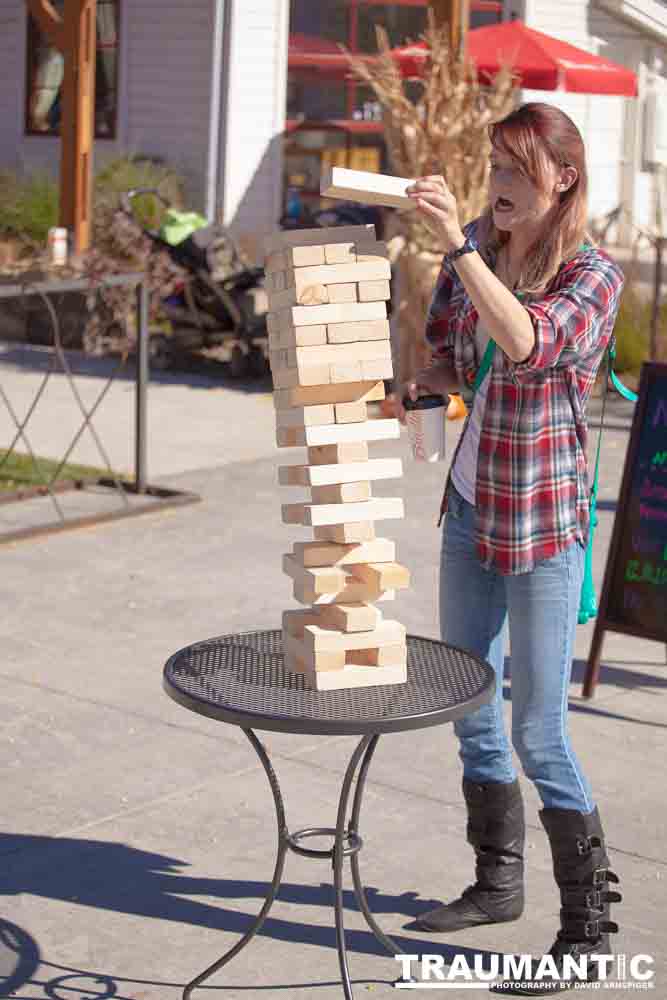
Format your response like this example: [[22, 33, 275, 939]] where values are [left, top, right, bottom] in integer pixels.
[[346, 16, 516, 382]]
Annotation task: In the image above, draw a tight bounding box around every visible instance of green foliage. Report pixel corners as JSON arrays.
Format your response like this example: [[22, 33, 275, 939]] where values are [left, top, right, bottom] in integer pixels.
[[0, 171, 58, 244], [612, 282, 658, 373], [0, 449, 120, 492], [0, 154, 184, 248], [93, 154, 185, 238]]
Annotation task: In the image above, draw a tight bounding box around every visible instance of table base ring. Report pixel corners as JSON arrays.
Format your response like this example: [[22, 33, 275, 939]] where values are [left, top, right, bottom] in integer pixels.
[[286, 826, 363, 860]]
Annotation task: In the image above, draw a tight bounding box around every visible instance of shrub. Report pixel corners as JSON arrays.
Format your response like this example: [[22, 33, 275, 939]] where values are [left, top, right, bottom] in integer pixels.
[[612, 282, 659, 373], [0, 170, 58, 244]]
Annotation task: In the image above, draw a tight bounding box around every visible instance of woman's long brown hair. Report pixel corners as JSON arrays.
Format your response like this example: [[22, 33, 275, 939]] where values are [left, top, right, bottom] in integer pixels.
[[477, 102, 591, 295]]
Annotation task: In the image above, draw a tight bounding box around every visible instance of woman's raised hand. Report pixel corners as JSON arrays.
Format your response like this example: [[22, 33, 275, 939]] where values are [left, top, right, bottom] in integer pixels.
[[406, 175, 466, 253]]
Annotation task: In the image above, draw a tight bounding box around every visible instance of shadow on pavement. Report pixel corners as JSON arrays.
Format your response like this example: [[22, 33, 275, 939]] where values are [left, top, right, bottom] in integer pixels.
[[0, 342, 273, 395], [1, 837, 505, 996]]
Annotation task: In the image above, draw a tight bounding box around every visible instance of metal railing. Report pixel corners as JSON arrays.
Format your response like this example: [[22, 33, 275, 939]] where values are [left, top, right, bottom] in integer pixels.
[[0, 272, 199, 543]]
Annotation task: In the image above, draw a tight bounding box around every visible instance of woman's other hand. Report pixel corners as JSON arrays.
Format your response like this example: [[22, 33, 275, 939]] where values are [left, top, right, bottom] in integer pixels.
[[406, 175, 465, 253], [396, 363, 452, 424]]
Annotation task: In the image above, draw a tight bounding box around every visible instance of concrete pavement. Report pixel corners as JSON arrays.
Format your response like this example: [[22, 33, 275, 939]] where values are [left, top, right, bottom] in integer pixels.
[[1, 349, 665, 1000]]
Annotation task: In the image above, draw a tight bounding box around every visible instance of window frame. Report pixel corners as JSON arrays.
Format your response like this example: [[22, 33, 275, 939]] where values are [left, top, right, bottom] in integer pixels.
[[24, 0, 121, 141]]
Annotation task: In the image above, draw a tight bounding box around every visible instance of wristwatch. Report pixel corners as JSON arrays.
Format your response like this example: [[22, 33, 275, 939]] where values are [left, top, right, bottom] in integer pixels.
[[444, 234, 479, 265]]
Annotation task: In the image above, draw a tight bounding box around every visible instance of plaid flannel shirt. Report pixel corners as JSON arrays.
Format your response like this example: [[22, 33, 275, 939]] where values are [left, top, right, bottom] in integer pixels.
[[426, 217, 625, 575]]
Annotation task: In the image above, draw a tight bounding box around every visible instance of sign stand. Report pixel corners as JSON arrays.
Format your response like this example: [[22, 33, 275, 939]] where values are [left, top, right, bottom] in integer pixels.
[[26, 0, 97, 253], [583, 362, 667, 697]]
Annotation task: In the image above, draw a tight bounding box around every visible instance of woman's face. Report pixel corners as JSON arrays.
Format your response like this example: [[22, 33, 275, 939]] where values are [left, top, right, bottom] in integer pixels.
[[488, 144, 560, 234]]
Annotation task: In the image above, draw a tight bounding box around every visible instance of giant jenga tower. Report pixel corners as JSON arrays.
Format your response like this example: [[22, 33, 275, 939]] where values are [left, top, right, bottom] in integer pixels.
[[264, 224, 410, 691]]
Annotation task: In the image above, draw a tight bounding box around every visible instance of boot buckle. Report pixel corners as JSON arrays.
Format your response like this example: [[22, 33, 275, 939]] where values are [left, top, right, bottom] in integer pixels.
[[576, 836, 591, 856], [561, 887, 602, 909], [592, 867, 608, 884]]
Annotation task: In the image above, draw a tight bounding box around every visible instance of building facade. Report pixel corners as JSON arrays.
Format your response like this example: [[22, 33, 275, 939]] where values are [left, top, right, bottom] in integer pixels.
[[0, 0, 666, 253]]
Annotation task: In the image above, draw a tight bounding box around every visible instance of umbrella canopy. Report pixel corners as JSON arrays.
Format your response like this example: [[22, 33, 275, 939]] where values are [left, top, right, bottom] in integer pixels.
[[394, 20, 638, 97]]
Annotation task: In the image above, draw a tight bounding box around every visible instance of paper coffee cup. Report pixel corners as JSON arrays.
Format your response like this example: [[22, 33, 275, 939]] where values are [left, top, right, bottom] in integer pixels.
[[403, 393, 447, 462]]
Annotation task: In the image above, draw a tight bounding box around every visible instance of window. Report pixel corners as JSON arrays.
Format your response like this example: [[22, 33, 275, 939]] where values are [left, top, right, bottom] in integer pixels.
[[26, 0, 119, 139]]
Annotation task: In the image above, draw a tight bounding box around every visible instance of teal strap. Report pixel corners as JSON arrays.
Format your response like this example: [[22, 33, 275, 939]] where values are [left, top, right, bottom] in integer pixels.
[[472, 339, 496, 394], [610, 370, 638, 401]]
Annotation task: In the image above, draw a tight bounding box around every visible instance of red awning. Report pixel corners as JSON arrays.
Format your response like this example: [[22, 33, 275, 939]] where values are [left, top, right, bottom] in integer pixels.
[[341, 0, 501, 7], [392, 21, 638, 96]]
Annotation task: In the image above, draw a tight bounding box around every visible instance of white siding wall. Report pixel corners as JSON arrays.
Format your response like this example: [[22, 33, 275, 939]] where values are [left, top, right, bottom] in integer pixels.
[[124, 0, 214, 209], [221, 0, 289, 254], [0, 3, 27, 173], [511, 0, 666, 243], [0, 0, 215, 211]]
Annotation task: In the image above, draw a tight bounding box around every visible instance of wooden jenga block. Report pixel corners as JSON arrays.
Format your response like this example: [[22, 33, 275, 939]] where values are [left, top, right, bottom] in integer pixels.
[[282, 607, 322, 637], [327, 283, 357, 304], [279, 457, 402, 487], [348, 561, 411, 590], [293, 578, 391, 606], [265, 245, 327, 270], [282, 554, 347, 593], [349, 644, 407, 668], [271, 365, 331, 391], [315, 602, 382, 633], [320, 166, 415, 210], [303, 619, 406, 652], [354, 240, 390, 263], [288, 260, 390, 294], [326, 319, 390, 344], [358, 280, 391, 302], [334, 400, 368, 423], [282, 497, 403, 527], [271, 325, 328, 349], [325, 243, 356, 264], [277, 418, 399, 449], [292, 537, 396, 567], [275, 404, 335, 428], [291, 245, 327, 267], [287, 339, 391, 367], [311, 481, 371, 504], [275, 301, 387, 331], [268, 284, 329, 310], [308, 443, 370, 464], [330, 363, 363, 383], [284, 632, 346, 671], [274, 381, 384, 409], [264, 224, 375, 254], [314, 522, 376, 543], [360, 359, 394, 380], [300, 662, 407, 690]]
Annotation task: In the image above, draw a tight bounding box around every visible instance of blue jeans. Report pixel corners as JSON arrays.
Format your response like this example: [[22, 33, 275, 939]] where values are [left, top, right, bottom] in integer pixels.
[[440, 483, 594, 813]]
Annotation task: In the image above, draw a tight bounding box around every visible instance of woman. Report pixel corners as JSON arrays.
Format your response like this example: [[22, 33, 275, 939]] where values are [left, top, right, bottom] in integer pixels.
[[401, 103, 623, 993]]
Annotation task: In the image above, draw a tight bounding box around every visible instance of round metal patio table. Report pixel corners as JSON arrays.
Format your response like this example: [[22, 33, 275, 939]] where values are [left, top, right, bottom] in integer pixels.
[[163, 629, 494, 999]]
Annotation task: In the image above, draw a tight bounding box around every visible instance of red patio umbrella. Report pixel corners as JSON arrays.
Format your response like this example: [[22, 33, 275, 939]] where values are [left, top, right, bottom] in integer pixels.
[[393, 20, 638, 96]]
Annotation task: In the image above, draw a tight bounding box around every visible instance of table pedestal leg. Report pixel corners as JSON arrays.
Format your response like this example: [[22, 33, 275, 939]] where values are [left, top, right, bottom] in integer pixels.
[[348, 735, 403, 960], [182, 728, 288, 1000]]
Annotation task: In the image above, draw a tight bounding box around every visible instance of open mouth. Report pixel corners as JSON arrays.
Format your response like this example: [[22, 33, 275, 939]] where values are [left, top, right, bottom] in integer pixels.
[[494, 196, 514, 211]]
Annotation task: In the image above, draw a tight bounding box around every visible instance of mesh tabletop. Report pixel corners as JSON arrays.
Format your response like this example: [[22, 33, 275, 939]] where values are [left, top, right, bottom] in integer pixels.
[[163, 630, 494, 736]]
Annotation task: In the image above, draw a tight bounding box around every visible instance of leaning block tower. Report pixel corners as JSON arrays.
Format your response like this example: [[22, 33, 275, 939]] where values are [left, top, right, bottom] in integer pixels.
[[264, 224, 410, 691]]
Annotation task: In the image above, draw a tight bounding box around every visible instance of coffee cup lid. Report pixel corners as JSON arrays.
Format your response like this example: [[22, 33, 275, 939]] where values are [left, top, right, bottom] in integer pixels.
[[402, 393, 447, 411]]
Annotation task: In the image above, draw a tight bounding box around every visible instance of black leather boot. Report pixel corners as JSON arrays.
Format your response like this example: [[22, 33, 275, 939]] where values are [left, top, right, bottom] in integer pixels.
[[491, 806, 621, 995], [416, 778, 525, 932]]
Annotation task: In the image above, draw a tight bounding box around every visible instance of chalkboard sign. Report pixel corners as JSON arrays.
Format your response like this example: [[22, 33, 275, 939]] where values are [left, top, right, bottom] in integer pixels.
[[584, 362, 667, 696]]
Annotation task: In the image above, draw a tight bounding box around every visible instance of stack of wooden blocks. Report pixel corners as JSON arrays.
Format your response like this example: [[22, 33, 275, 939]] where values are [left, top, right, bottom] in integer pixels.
[[264, 224, 411, 691]]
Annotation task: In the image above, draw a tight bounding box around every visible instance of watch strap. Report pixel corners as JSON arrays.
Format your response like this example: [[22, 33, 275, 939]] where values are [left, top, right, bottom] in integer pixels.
[[444, 234, 478, 265]]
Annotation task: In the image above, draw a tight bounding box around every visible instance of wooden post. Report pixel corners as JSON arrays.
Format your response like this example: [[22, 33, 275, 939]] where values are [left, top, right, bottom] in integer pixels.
[[429, 0, 470, 55], [26, 0, 97, 253]]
